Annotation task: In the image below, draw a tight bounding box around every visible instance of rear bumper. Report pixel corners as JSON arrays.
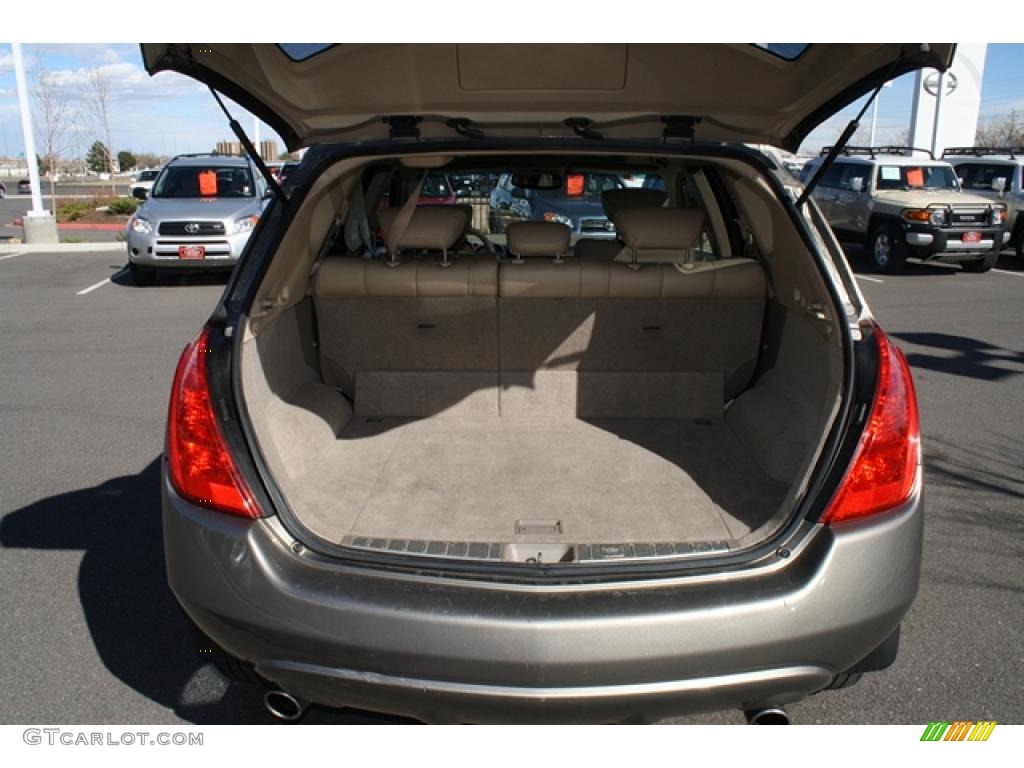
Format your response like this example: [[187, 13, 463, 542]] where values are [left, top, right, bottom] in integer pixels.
[[162, 467, 924, 723]]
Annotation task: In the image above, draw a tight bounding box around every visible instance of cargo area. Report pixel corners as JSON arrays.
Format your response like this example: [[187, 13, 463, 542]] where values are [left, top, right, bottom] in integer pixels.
[[241, 258, 841, 560]]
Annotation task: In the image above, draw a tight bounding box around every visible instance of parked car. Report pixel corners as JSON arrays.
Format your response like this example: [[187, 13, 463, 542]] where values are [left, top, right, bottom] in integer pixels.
[[17, 179, 31, 194], [801, 147, 1008, 273], [277, 161, 301, 183], [144, 42, 948, 724], [129, 169, 161, 200], [944, 146, 1024, 261], [489, 170, 623, 238], [125, 153, 267, 285]]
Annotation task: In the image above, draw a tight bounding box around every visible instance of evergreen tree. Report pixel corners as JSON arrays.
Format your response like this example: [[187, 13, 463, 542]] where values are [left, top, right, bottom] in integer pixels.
[[86, 141, 111, 174]]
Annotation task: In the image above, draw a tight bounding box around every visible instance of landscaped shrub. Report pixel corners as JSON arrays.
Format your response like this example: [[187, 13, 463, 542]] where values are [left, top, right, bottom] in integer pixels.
[[106, 197, 140, 216], [57, 201, 90, 222]]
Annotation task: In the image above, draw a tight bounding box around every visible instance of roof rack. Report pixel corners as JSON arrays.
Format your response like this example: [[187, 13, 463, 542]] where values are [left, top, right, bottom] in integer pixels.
[[942, 146, 1023, 160], [819, 145, 936, 160]]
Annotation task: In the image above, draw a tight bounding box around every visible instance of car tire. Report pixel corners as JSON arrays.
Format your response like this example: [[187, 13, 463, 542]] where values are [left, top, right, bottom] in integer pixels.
[[1015, 235, 1023, 262], [869, 224, 907, 274], [960, 250, 998, 273], [0, 187, 5, 199], [128, 262, 155, 286]]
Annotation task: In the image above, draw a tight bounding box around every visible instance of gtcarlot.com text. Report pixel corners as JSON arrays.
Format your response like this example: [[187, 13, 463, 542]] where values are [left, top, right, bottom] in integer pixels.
[[23, 729, 203, 746]]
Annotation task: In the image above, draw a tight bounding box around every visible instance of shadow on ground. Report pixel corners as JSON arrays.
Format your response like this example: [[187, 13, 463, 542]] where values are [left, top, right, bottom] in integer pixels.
[[890, 331, 1024, 382], [109, 263, 233, 289], [0, 458, 409, 724]]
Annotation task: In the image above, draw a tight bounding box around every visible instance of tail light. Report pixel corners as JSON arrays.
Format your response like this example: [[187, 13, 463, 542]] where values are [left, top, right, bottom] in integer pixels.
[[166, 327, 260, 518], [565, 173, 585, 197], [823, 326, 920, 524]]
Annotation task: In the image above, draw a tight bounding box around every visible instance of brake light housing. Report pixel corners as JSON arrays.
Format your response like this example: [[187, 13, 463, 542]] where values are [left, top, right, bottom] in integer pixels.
[[166, 327, 260, 518], [823, 327, 920, 524]]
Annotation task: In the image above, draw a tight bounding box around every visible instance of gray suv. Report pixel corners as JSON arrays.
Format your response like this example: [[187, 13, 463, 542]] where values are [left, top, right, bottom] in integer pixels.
[[126, 153, 266, 284], [144, 43, 949, 724]]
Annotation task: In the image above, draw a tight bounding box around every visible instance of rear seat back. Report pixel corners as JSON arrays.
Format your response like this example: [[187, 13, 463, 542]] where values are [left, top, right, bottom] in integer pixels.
[[314, 205, 497, 413], [498, 218, 766, 416], [314, 216, 767, 421]]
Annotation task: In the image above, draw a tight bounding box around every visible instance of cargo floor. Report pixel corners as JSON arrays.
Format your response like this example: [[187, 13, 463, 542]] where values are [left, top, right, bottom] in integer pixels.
[[283, 417, 789, 547]]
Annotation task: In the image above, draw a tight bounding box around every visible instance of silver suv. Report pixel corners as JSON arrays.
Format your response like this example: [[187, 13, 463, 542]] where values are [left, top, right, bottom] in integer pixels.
[[802, 147, 1008, 273], [126, 154, 267, 284], [944, 146, 1024, 261], [144, 43, 951, 724]]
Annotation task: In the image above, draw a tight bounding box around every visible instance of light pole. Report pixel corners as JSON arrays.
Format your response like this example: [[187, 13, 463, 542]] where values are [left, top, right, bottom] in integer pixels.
[[931, 71, 947, 158], [12, 43, 58, 243], [868, 81, 893, 147]]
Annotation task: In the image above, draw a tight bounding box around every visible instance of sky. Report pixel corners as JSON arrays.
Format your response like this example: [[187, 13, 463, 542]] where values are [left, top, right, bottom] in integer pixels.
[[0, 43, 1022, 163], [0, 44, 285, 163]]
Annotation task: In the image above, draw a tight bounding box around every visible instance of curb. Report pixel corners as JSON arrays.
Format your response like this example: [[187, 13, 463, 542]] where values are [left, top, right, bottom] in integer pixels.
[[0, 242, 126, 253], [9, 219, 127, 231]]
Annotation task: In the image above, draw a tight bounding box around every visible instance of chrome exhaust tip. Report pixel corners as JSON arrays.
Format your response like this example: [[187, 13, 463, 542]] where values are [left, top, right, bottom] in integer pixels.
[[744, 706, 791, 725], [263, 689, 309, 722]]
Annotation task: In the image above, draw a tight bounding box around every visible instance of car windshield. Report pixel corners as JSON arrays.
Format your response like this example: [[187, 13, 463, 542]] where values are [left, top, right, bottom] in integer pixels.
[[152, 166, 255, 198], [877, 164, 959, 191]]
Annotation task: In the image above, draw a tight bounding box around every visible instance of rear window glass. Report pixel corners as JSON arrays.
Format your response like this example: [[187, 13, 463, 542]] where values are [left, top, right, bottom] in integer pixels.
[[152, 166, 255, 199], [955, 163, 1013, 192], [753, 44, 810, 61], [137, 170, 159, 181], [278, 44, 334, 61]]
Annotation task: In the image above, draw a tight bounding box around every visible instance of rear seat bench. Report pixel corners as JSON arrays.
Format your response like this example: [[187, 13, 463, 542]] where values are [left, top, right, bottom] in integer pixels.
[[313, 210, 766, 422]]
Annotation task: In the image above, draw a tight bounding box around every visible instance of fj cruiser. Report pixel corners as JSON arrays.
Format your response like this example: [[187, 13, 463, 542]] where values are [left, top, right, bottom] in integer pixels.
[[944, 146, 1024, 261], [802, 146, 1008, 273]]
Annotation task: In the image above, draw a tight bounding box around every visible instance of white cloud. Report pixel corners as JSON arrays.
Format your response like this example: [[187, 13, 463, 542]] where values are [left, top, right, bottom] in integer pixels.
[[43, 60, 204, 102]]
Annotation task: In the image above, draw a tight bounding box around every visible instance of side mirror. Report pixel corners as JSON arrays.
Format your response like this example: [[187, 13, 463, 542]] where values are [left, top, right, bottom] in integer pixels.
[[992, 177, 1007, 197], [131, 187, 148, 201], [850, 177, 864, 194]]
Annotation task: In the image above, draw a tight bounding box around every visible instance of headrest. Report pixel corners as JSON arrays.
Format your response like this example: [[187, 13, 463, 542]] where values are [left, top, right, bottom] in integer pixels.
[[614, 208, 705, 250], [377, 205, 470, 251], [601, 188, 667, 218], [506, 221, 571, 258]]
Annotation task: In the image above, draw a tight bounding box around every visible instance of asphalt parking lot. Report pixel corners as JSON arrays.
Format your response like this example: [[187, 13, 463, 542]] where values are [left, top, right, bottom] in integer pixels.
[[0, 247, 1021, 725]]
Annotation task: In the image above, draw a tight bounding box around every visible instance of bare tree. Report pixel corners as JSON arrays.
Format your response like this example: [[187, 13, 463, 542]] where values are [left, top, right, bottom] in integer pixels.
[[975, 110, 1024, 148], [83, 68, 117, 194], [32, 64, 74, 209]]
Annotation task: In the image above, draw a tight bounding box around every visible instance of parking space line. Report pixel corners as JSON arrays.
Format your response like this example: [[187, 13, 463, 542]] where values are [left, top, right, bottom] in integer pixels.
[[855, 275, 885, 284], [0, 251, 27, 261], [76, 278, 112, 296], [992, 269, 1024, 278]]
